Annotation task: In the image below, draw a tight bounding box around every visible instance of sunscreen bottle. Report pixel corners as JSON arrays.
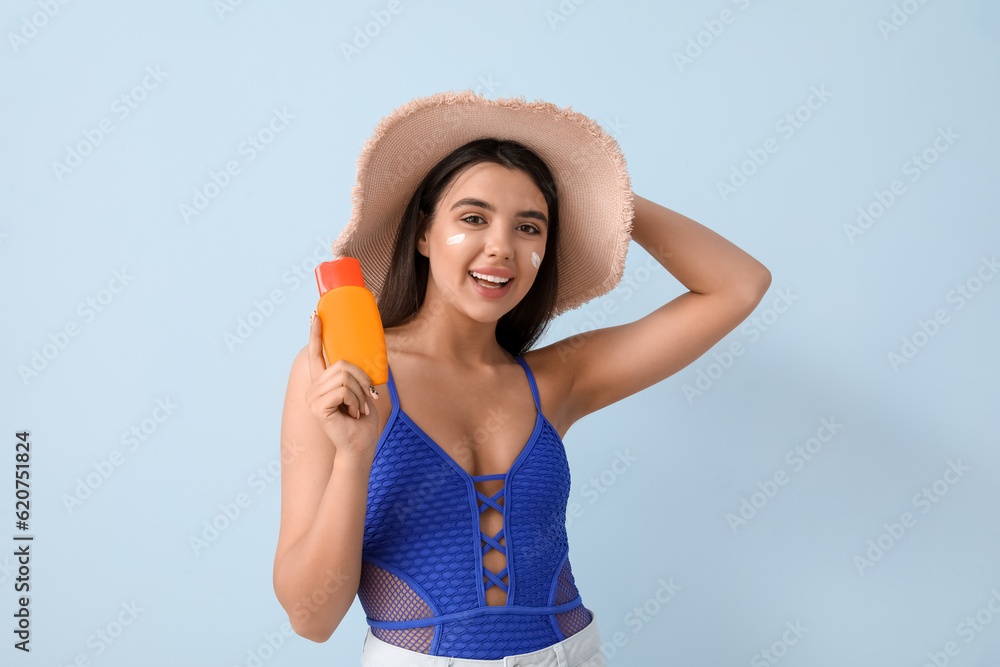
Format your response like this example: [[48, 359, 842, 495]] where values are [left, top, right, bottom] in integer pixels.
[[314, 258, 388, 386]]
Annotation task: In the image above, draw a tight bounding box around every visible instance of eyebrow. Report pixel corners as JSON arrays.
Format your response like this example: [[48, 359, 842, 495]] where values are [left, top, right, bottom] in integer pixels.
[[449, 197, 548, 226]]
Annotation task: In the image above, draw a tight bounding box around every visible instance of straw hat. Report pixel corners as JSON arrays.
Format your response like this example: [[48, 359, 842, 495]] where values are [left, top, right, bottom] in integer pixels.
[[330, 89, 634, 317]]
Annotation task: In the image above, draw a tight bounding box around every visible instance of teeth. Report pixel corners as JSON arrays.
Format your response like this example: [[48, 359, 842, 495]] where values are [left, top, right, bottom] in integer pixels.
[[470, 271, 510, 284]]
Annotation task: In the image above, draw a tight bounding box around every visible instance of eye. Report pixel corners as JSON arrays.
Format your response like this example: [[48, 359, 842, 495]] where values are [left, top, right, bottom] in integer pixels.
[[462, 215, 540, 235]]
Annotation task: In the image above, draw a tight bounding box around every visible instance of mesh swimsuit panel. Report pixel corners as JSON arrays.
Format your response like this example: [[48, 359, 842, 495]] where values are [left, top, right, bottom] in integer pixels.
[[357, 355, 593, 659]]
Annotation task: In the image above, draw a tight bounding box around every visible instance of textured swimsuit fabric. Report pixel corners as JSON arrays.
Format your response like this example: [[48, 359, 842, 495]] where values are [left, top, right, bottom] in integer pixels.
[[356, 355, 595, 659]]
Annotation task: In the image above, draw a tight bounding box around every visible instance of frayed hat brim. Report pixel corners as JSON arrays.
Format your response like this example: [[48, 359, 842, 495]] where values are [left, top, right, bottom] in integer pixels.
[[331, 89, 634, 318]]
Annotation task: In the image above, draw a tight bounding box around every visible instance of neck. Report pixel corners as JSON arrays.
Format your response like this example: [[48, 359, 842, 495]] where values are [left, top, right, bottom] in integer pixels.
[[393, 302, 511, 370]]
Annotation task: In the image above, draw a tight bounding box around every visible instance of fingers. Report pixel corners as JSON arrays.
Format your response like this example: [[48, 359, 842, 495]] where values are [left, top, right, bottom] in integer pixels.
[[308, 358, 374, 421], [317, 362, 373, 418], [307, 309, 377, 420], [307, 311, 326, 382]]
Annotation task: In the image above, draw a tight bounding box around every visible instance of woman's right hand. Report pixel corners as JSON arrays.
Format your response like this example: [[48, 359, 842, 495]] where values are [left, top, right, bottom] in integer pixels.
[[305, 311, 379, 460]]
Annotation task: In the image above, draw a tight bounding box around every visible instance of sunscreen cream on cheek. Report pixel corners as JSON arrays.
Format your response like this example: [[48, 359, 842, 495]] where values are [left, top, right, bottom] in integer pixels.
[[446, 233, 465, 245]]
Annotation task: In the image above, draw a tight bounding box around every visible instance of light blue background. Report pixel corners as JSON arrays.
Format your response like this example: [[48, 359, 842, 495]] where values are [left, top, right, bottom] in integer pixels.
[[3, 1, 999, 665]]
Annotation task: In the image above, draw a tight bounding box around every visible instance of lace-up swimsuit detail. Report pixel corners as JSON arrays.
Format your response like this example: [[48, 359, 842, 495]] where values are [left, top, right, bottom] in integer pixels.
[[357, 355, 594, 660]]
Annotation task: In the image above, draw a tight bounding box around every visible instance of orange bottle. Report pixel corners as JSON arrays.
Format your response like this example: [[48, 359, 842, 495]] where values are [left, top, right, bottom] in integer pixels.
[[314, 258, 388, 386]]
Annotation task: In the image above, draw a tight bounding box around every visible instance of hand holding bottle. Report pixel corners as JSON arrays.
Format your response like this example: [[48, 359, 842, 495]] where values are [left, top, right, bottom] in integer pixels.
[[305, 311, 379, 460]]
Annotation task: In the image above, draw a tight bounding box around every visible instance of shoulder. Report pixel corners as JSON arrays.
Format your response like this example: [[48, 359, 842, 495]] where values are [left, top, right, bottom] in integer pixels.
[[521, 343, 578, 440], [288, 343, 313, 386]]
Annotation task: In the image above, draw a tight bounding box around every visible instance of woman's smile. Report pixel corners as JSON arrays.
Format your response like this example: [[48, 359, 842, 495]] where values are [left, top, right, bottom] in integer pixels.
[[469, 270, 514, 298]]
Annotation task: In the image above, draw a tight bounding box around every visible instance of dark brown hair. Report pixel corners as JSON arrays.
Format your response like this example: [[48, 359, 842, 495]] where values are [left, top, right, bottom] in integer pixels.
[[377, 138, 560, 358]]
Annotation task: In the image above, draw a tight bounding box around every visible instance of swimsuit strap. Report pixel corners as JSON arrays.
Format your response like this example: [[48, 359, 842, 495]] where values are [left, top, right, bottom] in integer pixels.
[[513, 355, 542, 413]]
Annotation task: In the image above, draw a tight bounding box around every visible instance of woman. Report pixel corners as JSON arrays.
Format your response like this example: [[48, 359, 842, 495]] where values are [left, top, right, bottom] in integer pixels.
[[273, 91, 771, 666]]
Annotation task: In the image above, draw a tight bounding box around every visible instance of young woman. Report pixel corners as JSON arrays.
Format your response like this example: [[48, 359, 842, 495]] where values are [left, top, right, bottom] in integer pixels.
[[273, 91, 771, 666]]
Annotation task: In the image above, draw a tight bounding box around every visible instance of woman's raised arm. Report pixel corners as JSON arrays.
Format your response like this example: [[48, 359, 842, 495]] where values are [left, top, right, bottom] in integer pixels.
[[554, 192, 772, 424], [272, 327, 378, 642]]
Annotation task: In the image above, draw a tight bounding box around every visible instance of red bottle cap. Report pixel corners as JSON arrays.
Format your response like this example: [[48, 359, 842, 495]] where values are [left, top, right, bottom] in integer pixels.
[[315, 258, 366, 295]]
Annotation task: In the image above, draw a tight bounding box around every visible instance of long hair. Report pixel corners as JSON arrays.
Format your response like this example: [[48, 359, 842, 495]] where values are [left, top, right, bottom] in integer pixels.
[[377, 138, 560, 358]]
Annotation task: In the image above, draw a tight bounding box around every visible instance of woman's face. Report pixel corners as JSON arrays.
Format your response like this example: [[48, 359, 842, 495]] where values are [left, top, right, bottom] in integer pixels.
[[416, 162, 549, 320]]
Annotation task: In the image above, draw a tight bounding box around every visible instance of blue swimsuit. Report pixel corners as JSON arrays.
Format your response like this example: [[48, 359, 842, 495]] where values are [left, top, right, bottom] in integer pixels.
[[357, 355, 593, 659]]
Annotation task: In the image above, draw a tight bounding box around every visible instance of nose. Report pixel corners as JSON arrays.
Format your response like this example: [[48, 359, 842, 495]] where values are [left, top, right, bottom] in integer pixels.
[[483, 223, 515, 260]]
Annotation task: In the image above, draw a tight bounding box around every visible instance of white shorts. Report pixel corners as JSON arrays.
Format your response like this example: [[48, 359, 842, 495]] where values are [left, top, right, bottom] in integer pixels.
[[359, 610, 606, 667]]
